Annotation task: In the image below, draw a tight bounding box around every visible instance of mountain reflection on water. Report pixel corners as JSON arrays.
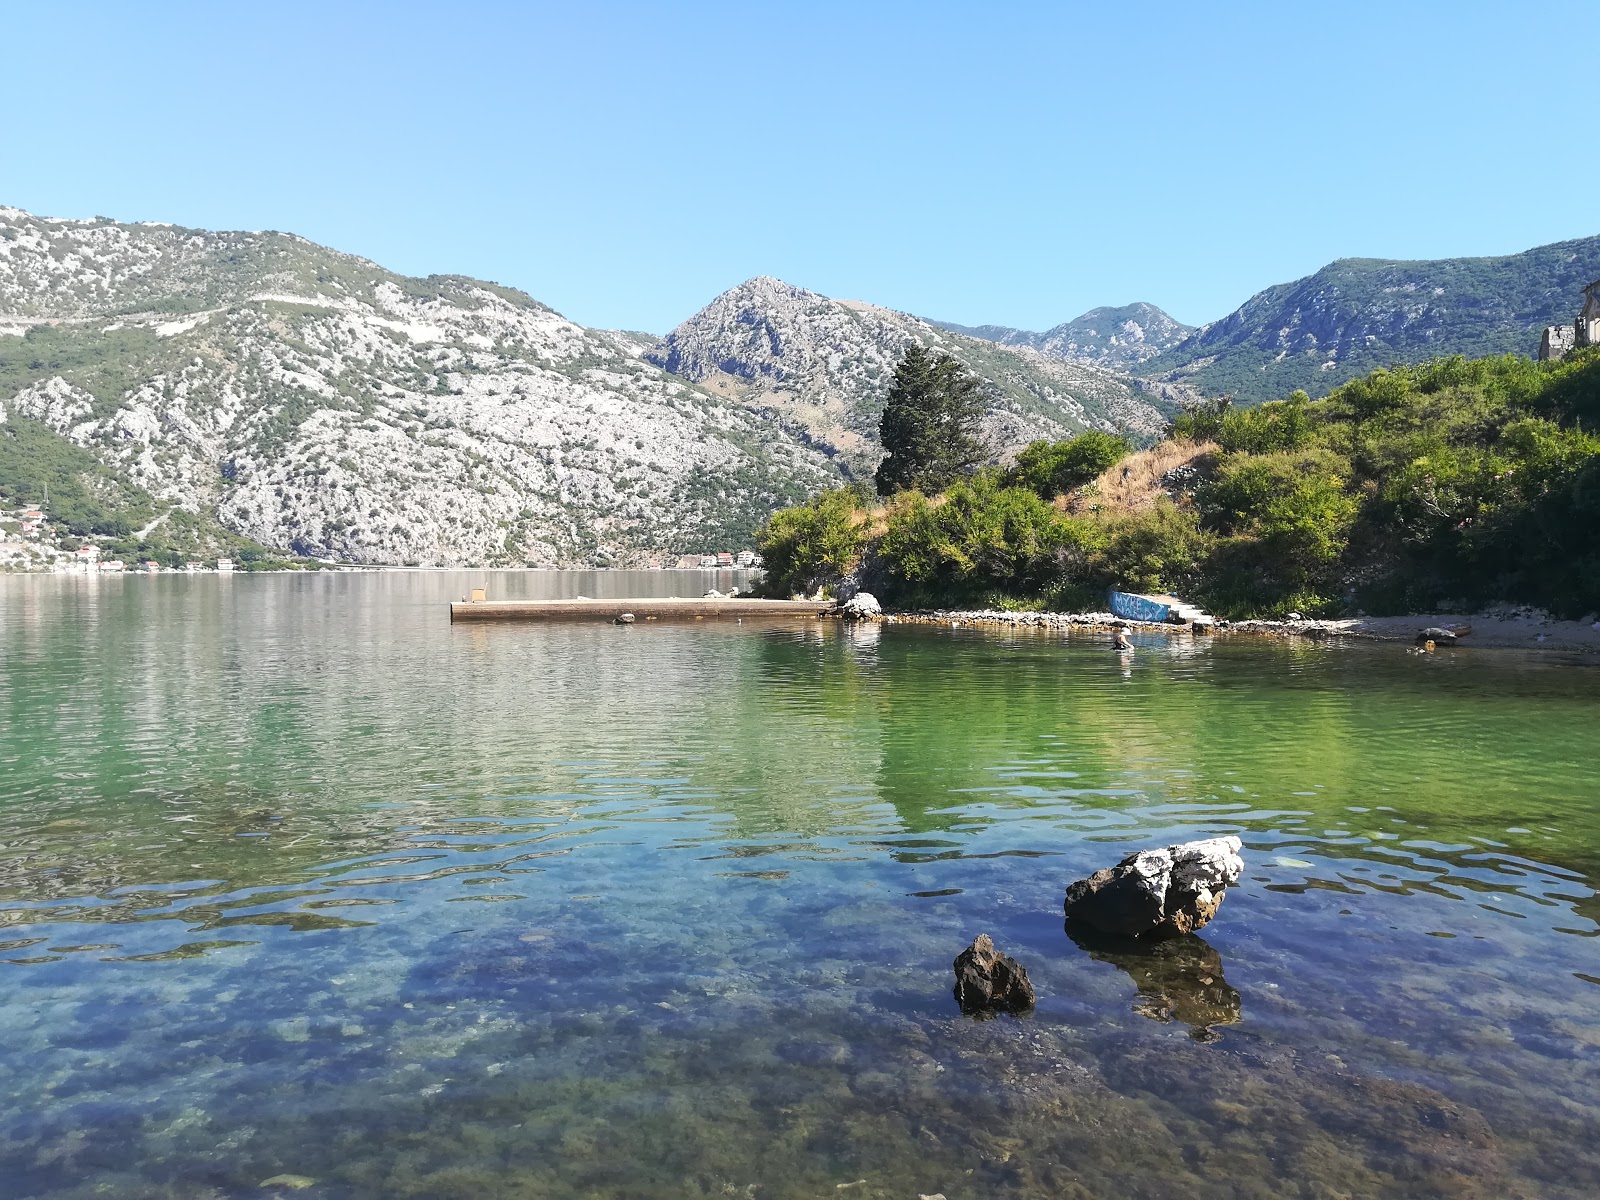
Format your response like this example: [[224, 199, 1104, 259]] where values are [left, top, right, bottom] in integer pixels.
[[1, 571, 1598, 1199]]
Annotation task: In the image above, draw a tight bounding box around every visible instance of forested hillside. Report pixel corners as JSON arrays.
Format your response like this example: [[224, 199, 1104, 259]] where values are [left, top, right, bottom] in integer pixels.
[[758, 348, 1600, 619]]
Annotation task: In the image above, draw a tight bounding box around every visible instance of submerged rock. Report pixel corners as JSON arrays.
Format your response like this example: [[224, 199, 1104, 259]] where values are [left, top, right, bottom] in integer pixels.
[[1063, 835, 1244, 938], [952, 933, 1035, 1015], [839, 592, 882, 620]]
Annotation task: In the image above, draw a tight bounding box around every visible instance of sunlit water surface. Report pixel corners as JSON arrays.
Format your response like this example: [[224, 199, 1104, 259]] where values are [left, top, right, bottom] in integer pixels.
[[2, 571, 1598, 1199]]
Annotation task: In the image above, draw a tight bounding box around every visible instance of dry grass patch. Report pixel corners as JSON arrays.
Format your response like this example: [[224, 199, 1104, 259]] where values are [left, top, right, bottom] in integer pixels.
[[1066, 439, 1218, 515]]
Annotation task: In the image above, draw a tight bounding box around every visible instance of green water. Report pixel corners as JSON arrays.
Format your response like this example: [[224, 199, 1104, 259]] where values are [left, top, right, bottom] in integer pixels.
[[1, 571, 1598, 1199]]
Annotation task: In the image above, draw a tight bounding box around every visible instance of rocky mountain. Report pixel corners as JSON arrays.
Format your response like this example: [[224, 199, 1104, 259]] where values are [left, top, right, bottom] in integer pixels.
[[0, 207, 837, 565], [644, 277, 1170, 479], [1141, 235, 1600, 403], [933, 302, 1193, 370]]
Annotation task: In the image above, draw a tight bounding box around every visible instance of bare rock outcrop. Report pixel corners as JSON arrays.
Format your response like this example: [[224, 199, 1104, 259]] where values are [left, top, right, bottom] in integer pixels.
[[952, 934, 1035, 1015], [839, 591, 882, 620], [1063, 836, 1244, 938]]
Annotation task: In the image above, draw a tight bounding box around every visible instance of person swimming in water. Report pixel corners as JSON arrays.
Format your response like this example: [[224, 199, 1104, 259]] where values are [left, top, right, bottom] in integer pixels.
[[1112, 624, 1133, 652]]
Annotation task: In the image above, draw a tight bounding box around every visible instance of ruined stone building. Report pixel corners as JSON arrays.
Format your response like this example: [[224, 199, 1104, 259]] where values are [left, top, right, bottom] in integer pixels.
[[1540, 279, 1600, 361]]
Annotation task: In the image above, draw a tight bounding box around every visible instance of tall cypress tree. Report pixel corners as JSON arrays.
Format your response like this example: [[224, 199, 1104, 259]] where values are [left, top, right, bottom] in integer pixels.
[[874, 346, 990, 496]]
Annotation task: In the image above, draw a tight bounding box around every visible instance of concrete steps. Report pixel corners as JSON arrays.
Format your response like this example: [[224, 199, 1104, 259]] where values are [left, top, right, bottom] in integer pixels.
[[1148, 593, 1216, 626]]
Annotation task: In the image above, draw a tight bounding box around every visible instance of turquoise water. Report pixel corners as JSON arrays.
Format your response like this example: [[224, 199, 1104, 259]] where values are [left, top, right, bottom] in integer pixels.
[[1, 571, 1598, 1199]]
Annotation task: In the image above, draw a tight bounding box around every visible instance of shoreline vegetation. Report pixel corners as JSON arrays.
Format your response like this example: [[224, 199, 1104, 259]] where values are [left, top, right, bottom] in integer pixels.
[[756, 347, 1600, 625]]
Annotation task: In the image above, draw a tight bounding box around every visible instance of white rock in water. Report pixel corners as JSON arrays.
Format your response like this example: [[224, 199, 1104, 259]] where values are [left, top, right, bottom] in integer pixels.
[[839, 591, 882, 620], [1064, 835, 1245, 938]]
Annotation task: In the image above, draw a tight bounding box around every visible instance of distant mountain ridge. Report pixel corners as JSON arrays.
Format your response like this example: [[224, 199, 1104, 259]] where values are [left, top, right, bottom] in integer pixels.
[[932, 302, 1194, 370], [942, 235, 1600, 404], [1140, 237, 1600, 401], [645, 277, 1170, 480]]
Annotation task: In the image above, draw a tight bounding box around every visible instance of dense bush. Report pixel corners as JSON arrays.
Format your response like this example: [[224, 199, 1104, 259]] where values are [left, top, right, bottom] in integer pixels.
[[878, 473, 1073, 597], [1214, 392, 1314, 455], [1010, 431, 1130, 499], [1170, 396, 1232, 442], [755, 486, 868, 598], [1199, 448, 1358, 567], [1091, 502, 1213, 597]]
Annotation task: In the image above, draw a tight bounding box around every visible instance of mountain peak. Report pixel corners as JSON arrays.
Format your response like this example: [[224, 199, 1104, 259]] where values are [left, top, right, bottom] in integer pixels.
[[645, 277, 1169, 476], [932, 301, 1192, 370]]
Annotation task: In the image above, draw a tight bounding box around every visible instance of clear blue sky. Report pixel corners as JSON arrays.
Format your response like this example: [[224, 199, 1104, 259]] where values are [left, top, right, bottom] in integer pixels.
[[5, 2, 1594, 334]]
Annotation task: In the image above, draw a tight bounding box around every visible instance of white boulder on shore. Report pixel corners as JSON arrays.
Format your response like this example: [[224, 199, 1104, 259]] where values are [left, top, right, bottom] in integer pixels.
[[839, 592, 882, 620]]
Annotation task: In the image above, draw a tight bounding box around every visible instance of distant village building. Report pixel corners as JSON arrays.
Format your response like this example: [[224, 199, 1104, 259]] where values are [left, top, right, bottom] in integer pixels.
[[1539, 279, 1600, 361]]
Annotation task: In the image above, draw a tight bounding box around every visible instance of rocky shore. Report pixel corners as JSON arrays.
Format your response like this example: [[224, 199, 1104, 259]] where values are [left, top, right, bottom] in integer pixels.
[[878, 605, 1600, 652]]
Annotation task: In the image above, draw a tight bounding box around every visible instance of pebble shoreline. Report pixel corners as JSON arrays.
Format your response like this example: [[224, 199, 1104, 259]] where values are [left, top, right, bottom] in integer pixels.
[[856, 607, 1600, 652], [876, 609, 1347, 640]]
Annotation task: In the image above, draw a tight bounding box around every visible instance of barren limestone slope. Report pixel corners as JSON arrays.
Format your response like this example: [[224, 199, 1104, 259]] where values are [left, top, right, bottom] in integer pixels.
[[0, 208, 836, 564]]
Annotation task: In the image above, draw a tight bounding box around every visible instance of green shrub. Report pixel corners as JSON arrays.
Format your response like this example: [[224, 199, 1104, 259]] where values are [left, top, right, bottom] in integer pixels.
[[879, 473, 1074, 597], [1215, 392, 1314, 455], [1092, 502, 1213, 596], [1336, 367, 1415, 419], [1171, 395, 1232, 441], [1534, 345, 1600, 429], [755, 486, 867, 597], [1010, 431, 1130, 498]]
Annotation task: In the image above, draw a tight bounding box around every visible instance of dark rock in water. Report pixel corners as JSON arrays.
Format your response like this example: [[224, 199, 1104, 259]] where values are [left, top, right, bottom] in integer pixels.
[[952, 933, 1035, 1015], [614, 613, 636, 625], [1064, 835, 1244, 938], [1417, 625, 1468, 645]]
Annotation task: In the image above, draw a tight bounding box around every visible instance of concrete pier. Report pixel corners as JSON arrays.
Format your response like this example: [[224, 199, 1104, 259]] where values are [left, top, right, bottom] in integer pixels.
[[449, 597, 835, 623]]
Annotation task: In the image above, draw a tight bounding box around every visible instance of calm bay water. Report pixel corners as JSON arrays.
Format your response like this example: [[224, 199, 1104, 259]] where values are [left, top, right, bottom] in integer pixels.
[[1, 570, 1598, 1199]]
